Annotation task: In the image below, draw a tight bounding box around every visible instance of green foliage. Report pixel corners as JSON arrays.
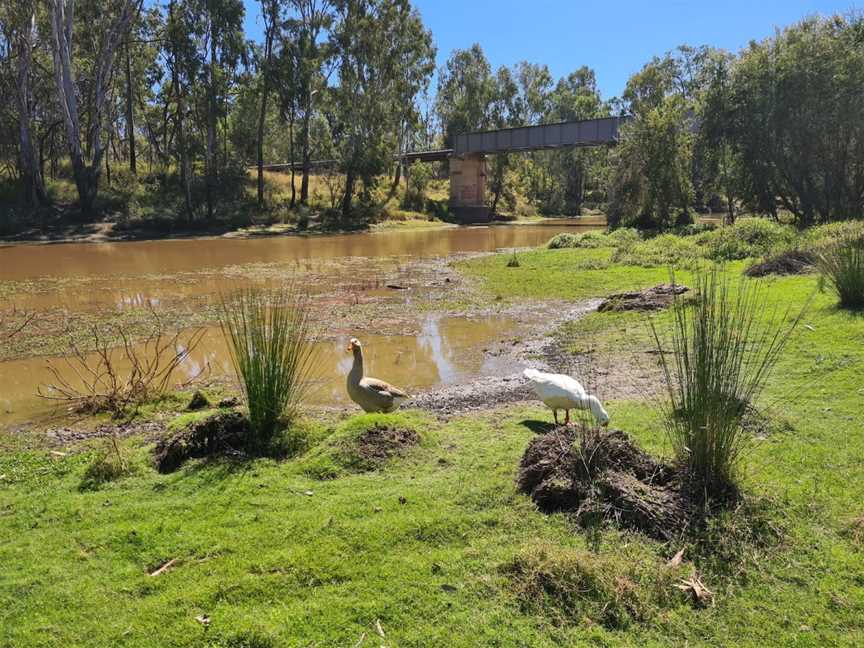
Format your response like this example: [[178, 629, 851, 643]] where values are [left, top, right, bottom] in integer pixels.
[[218, 288, 317, 445], [695, 218, 796, 261], [79, 438, 137, 491], [401, 161, 433, 212], [729, 15, 864, 225], [612, 234, 702, 267], [817, 236, 864, 309], [650, 270, 802, 497]]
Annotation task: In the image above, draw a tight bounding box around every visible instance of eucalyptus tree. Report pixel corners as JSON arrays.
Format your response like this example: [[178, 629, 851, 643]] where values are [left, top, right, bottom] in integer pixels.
[[729, 15, 864, 225], [286, 0, 335, 205], [331, 0, 434, 222], [256, 0, 280, 206], [607, 47, 705, 228], [435, 44, 495, 147], [1, 0, 49, 206], [48, 0, 141, 214]]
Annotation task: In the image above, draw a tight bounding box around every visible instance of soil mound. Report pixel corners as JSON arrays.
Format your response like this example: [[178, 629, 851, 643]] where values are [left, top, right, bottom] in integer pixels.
[[354, 424, 420, 467], [745, 249, 816, 277], [517, 427, 688, 541], [154, 411, 250, 473], [598, 284, 688, 312]]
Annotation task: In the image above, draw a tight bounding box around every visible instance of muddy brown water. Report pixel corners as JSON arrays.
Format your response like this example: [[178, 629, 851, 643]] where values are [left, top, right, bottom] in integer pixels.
[[0, 220, 602, 428]]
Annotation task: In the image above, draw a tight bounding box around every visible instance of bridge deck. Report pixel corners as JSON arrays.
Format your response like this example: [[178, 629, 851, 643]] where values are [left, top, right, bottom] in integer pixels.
[[453, 116, 628, 156]]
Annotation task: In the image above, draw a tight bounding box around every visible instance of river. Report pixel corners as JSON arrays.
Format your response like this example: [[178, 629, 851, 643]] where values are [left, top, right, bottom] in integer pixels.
[[0, 219, 603, 428]]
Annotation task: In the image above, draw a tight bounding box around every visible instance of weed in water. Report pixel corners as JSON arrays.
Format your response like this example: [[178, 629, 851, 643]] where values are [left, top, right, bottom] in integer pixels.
[[218, 287, 318, 447]]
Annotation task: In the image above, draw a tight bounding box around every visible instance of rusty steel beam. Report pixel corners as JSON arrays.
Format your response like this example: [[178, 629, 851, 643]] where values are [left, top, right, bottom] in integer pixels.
[[453, 116, 629, 156]]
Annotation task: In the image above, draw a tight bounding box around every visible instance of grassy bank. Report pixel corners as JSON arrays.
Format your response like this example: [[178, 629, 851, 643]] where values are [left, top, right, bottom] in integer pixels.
[[2, 230, 864, 646]]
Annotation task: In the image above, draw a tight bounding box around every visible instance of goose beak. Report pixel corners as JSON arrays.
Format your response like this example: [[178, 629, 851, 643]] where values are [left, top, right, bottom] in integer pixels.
[[346, 342, 353, 352]]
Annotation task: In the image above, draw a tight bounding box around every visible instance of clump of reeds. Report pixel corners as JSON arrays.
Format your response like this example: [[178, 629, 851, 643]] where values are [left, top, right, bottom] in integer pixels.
[[218, 287, 317, 445], [817, 236, 864, 309], [650, 269, 801, 499]]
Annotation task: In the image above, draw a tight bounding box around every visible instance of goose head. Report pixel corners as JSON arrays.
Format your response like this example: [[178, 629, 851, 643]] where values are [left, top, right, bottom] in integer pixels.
[[347, 337, 362, 355], [588, 395, 610, 427]]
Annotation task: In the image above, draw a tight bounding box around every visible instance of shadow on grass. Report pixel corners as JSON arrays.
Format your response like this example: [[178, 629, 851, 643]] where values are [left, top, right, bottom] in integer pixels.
[[519, 418, 557, 435]]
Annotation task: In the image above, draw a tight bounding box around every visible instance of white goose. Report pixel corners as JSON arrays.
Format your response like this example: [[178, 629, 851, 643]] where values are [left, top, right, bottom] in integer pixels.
[[523, 368, 609, 426]]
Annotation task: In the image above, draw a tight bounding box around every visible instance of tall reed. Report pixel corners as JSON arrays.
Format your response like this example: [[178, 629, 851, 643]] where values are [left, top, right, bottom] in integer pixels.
[[219, 287, 317, 444], [650, 269, 801, 498], [817, 236, 864, 309]]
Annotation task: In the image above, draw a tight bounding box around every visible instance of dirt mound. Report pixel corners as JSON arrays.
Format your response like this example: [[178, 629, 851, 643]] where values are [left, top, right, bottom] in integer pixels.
[[598, 284, 689, 312], [154, 411, 250, 473], [354, 424, 419, 467], [517, 428, 688, 541], [745, 249, 816, 277]]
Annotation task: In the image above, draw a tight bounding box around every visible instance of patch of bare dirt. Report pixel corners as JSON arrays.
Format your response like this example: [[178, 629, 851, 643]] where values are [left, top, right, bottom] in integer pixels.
[[745, 249, 816, 277], [354, 424, 419, 466], [517, 427, 690, 541], [598, 284, 689, 312]]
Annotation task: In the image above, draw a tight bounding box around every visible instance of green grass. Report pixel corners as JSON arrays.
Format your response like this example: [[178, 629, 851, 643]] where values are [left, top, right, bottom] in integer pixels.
[[2, 240, 864, 646]]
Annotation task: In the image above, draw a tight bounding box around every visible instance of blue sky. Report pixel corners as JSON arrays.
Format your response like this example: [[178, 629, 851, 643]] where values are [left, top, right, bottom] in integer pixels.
[[242, 0, 859, 99]]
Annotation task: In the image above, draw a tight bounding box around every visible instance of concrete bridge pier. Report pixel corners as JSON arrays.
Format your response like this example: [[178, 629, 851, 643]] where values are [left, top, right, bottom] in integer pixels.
[[448, 153, 491, 223]]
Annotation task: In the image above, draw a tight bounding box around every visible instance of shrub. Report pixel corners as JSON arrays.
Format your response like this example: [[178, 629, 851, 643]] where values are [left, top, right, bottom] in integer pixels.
[[817, 236, 864, 309], [401, 161, 433, 212], [547, 230, 627, 250], [695, 218, 796, 261], [650, 269, 802, 498], [611, 234, 702, 267], [219, 287, 317, 445], [38, 312, 205, 418]]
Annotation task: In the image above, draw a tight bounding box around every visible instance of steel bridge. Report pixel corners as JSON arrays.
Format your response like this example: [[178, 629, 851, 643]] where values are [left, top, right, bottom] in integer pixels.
[[261, 116, 628, 223]]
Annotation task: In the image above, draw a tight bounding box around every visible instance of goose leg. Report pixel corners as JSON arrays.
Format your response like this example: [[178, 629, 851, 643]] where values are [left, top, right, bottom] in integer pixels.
[[565, 409, 571, 425], [553, 409, 559, 425]]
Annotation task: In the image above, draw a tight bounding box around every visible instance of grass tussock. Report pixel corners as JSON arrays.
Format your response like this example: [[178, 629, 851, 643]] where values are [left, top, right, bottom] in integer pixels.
[[79, 438, 136, 491], [219, 287, 317, 447], [651, 269, 803, 499], [817, 236, 864, 309], [502, 541, 687, 630], [300, 412, 427, 479]]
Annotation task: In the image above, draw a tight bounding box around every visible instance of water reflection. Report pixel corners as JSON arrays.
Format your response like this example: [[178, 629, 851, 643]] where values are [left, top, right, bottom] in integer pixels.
[[0, 314, 520, 426]]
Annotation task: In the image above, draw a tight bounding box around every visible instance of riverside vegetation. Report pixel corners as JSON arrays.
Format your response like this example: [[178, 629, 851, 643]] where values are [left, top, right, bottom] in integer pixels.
[[2, 218, 863, 646]]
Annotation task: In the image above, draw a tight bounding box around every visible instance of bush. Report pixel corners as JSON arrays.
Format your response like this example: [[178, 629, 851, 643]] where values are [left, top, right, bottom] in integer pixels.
[[817, 236, 864, 309], [401, 161, 433, 212], [695, 218, 796, 261], [650, 270, 802, 498], [547, 230, 633, 250], [611, 234, 702, 267], [219, 287, 317, 446]]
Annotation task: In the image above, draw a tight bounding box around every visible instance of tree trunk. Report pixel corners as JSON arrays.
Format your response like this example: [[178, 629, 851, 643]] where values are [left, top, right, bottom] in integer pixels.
[[125, 42, 137, 175], [169, 1, 193, 221], [256, 83, 269, 207], [14, 7, 49, 207], [341, 168, 355, 223], [49, 0, 139, 215], [205, 16, 217, 220], [288, 110, 296, 210], [300, 112, 311, 204]]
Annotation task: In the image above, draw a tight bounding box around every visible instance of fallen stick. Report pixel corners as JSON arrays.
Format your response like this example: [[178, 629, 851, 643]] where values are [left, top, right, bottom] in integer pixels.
[[149, 558, 178, 577]]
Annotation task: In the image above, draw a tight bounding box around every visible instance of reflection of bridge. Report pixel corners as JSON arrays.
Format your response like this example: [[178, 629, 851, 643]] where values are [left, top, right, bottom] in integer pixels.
[[262, 116, 629, 223]]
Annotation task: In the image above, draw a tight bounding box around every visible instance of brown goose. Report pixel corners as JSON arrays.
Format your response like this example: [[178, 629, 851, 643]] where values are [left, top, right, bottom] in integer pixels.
[[346, 337, 410, 413]]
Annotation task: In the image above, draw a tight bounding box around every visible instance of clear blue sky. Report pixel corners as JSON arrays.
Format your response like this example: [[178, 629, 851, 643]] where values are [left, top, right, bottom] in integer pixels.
[[242, 0, 859, 99]]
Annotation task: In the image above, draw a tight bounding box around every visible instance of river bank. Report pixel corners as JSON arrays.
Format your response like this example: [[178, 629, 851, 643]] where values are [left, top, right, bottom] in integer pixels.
[[2, 228, 862, 646]]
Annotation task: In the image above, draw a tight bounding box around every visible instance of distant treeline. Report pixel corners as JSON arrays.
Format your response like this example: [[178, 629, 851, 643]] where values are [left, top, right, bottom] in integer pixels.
[[1, 2, 862, 228]]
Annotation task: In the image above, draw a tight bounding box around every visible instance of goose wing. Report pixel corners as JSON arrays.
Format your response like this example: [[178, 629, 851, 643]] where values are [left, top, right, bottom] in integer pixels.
[[360, 377, 409, 399], [523, 369, 586, 407]]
